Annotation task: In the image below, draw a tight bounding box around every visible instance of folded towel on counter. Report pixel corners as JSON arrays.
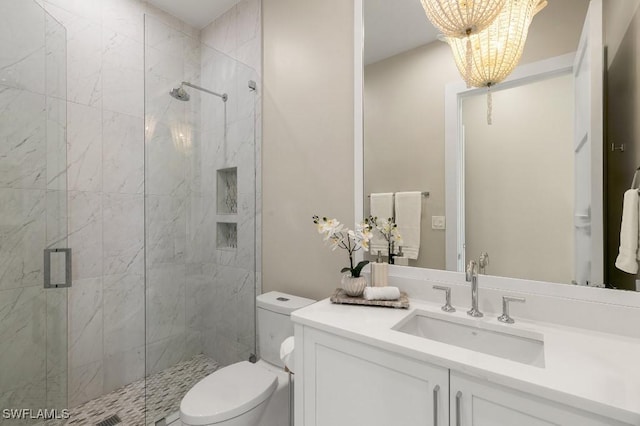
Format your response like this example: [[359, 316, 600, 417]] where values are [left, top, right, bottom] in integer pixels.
[[370, 193, 394, 256], [279, 336, 295, 373], [615, 189, 640, 274], [363, 286, 401, 301], [395, 192, 422, 260]]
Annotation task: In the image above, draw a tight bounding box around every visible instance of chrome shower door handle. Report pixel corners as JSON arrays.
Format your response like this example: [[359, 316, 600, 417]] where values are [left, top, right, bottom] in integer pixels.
[[433, 385, 440, 425], [44, 248, 72, 289]]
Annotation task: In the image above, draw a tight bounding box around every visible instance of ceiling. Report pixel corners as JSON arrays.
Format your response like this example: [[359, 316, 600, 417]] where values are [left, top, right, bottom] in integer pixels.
[[146, 0, 241, 29], [146, 0, 440, 62], [364, 0, 440, 66]]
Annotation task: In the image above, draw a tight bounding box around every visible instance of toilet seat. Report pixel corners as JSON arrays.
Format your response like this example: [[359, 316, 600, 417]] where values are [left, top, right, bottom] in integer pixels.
[[180, 361, 278, 425]]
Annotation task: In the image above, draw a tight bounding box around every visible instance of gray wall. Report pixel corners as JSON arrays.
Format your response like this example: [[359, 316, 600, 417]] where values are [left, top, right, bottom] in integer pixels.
[[262, 0, 355, 301]]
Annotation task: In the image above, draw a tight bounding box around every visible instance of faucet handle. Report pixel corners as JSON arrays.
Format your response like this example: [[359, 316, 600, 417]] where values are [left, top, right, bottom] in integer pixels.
[[465, 260, 477, 282], [498, 296, 525, 324], [433, 286, 455, 312], [479, 252, 489, 274]]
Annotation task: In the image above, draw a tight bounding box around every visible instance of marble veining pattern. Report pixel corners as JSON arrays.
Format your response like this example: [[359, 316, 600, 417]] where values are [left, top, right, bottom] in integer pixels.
[[102, 111, 144, 195], [68, 191, 102, 280], [68, 277, 103, 370], [0, 0, 262, 411], [103, 273, 144, 359], [45, 98, 68, 192], [0, 287, 47, 391], [0, 86, 47, 189], [103, 193, 144, 275], [66, 102, 102, 192], [0, 0, 46, 94], [61, 9, 102, 108], [0, 189, 47, 290]]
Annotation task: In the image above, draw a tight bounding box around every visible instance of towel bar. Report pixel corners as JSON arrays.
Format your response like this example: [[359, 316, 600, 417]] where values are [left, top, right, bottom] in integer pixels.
[[367, 192, 429, 198]]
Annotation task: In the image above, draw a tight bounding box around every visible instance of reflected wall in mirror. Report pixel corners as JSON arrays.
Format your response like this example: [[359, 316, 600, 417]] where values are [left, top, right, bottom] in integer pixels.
[[363, 0, 640, 290], [463, 74, 574, 285]]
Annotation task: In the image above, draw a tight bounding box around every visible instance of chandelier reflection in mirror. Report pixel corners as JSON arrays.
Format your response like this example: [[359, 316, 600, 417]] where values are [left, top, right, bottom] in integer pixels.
[[419, 0, 508, 38], [446, 0, 548, 123], [420, 0, 509, 88]]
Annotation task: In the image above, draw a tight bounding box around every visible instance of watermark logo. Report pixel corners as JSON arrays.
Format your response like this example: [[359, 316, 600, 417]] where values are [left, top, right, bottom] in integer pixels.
[[2, 408, 70, 420]]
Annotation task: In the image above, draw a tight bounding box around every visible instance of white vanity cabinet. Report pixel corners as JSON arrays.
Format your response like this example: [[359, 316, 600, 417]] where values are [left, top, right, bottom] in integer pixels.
[[295, 324, 633, 426], [297, 327, 449, 426], [450, 372, 628, 426]]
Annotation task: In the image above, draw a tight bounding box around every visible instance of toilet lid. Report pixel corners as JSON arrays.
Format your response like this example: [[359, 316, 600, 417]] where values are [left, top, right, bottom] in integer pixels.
[[180, 361, 278, 425]]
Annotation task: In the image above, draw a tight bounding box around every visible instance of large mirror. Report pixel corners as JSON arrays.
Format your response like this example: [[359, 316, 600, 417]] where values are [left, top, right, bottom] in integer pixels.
[[363, 0, 640, 291]]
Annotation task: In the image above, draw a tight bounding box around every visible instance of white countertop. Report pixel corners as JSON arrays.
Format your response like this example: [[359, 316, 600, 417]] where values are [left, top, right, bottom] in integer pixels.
[[292, 297, 640, 425]]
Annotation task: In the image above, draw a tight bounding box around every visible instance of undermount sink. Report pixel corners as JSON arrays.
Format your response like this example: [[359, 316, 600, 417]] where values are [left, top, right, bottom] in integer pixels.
[[392, 310, 545, 368]]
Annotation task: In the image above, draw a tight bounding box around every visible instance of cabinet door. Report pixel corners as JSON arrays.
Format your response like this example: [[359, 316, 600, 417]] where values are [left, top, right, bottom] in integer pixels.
[[451, 372, 629, 426], [300, 327, 449, 426]]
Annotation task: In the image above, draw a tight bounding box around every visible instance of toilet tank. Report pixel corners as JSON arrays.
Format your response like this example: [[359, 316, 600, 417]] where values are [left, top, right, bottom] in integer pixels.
[[256, 291, 315, 368]]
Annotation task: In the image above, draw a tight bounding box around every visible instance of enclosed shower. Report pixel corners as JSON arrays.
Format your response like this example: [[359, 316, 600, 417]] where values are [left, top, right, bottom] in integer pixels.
[[0, 1, 260, 424], [144, 13, 259, 422]]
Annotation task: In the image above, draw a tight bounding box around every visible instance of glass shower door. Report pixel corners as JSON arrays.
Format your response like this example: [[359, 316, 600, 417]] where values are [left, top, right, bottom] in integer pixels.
[[144, 14, 258, 424], [0, 0, 69, 422]]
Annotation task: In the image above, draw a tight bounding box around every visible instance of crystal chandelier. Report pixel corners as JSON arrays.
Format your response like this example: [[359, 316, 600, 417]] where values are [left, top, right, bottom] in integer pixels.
[[419, 0, 508, 38], [447, 0, 547, 122]]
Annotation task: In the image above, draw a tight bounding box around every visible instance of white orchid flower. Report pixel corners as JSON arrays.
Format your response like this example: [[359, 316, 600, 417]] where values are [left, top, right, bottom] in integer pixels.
[[317, 218, 339, 234], [328, 234, 343, 250], [313, 215, 373, 278], [323, 224, 344, 241]]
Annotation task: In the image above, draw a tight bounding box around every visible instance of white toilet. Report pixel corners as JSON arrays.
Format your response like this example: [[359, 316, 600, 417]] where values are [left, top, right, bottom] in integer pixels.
[[180, 291, 315, 426]]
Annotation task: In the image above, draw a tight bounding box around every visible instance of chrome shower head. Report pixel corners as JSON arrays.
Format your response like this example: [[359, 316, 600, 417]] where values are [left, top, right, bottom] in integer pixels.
[[169, 85, 190, 101]]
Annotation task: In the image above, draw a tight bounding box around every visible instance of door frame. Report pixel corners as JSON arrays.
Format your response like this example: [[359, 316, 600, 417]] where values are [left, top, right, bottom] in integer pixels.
[[444, 53, 576, 271]]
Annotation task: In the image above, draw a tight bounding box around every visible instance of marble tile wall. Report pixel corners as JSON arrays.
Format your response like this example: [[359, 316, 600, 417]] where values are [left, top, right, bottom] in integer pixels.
[[197, 0, 262, 368], [145, 5, 262, 371], [0, 0, 262, 414], [29, 0, 199, 408], [32, 0, 148, 408], [0, 0, 68, 420], [144, 14, 203, 377]]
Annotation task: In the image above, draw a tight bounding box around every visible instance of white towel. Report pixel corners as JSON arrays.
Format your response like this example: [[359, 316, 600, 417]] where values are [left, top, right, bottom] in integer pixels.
[[395, 192, 422, 260], [615, 189, 639, 274], [370, 193, 394, 256], [279, 336, 295, 372], [363, 286, 401, 301]]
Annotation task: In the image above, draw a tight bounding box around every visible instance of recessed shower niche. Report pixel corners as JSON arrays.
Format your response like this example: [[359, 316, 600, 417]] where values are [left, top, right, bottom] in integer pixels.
[[217, 167, 238, 214], [216, 168, 238, 250], [217, 222, 238, 250]]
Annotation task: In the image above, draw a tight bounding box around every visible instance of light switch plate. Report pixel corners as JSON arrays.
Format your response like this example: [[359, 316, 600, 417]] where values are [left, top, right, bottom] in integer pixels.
[[432, 216, 446, 230]]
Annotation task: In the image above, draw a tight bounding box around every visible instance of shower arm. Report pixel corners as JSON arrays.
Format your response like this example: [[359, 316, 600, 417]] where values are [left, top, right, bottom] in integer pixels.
[[182, 81, 228, 102]]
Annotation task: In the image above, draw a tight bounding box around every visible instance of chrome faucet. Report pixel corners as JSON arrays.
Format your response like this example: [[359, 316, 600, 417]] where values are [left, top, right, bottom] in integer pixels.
[[465, 260, 483, 317], [478, 252, 489, 274]]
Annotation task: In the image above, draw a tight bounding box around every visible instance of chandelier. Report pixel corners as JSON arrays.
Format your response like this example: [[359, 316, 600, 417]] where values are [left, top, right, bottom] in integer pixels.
[[447, 0, 547, 122], [419, 0, 508, 38]]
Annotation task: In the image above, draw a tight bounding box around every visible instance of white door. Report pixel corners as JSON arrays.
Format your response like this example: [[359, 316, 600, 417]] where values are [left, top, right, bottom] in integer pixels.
[[573, 0, 604, 286]]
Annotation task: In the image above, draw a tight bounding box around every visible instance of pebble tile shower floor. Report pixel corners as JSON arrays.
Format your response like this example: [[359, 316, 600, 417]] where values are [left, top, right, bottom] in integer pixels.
[[45, 354, 219, 426]]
